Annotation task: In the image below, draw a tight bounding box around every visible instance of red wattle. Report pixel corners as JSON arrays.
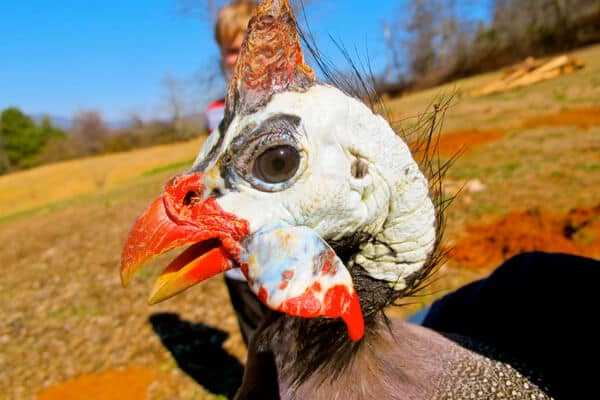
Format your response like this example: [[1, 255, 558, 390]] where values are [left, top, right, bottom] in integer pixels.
[[276, 284, 365, 342], [341, 292, 365, 342]]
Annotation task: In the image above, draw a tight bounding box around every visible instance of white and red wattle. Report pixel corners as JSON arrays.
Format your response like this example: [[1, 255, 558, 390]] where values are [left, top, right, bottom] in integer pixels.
[[242, 224, 364, 341], [120, 172, 365, 341]]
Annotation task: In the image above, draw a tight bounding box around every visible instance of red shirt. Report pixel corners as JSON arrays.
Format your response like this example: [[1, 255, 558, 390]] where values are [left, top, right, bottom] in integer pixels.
[[205, 99, 225, 135]]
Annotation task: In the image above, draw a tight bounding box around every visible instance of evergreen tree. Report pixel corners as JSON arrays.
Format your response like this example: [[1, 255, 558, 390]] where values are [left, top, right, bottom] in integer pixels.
[[0, 108, 66, 172]]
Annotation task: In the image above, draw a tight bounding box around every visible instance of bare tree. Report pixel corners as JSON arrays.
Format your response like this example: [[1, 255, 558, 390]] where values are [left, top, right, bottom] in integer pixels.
[[491, 0, 599, 54], [127, 112, 145, 130], [383, 20, 405, 83], [161, 74, 185, 132], [379, 0, 599, 92], [381, 0, 485, 88], [405, 0, 439, 79], [72, 110, 109, 155], [160, 74, 207, 140]]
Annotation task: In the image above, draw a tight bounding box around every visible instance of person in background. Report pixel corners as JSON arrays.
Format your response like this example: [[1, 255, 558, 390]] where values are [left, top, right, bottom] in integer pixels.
[[204, 0, 267, 346], [205, 0, 258, 135]]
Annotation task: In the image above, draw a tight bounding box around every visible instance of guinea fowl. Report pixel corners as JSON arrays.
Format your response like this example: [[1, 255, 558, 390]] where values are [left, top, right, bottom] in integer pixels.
[[119, 1, 586, 399]]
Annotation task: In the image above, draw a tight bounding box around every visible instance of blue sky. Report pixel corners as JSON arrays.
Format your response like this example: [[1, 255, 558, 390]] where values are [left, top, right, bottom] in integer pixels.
[[0, 0, 490, 122]]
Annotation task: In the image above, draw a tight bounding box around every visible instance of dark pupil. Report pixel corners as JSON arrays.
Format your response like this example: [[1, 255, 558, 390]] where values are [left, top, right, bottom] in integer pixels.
[[272, 157, 285, 171], [254, 145, 299, 184]]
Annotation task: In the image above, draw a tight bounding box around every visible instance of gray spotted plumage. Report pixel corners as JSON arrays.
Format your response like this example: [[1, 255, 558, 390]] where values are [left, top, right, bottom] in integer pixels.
[[433, 352, 552, 400], [237, 315, 551, 400]]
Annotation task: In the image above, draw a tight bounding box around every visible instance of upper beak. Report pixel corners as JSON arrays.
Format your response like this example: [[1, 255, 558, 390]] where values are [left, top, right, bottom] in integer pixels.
[[120, 173, 250, 304]]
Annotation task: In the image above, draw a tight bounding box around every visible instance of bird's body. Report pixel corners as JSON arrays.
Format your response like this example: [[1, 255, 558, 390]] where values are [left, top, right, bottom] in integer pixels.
[[241, 314, 550, 400]]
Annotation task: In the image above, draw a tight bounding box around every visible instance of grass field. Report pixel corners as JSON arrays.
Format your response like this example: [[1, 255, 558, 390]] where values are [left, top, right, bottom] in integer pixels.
[[1, 44, 599, 399]]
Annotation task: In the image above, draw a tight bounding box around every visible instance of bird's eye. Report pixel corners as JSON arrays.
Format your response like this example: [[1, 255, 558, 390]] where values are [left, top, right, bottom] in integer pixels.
[[252, 145, 300, 184]]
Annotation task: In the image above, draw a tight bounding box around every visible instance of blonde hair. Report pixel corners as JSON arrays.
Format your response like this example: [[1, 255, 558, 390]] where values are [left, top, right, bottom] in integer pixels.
[[215, 1, 259, 50]]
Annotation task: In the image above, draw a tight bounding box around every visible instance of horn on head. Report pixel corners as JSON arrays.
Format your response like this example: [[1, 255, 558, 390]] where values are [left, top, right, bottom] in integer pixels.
[[224, 0, 317, 125]]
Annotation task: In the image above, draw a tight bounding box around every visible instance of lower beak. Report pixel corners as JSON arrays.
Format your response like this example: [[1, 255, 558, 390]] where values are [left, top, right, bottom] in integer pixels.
[[120, 173, 250, 303]]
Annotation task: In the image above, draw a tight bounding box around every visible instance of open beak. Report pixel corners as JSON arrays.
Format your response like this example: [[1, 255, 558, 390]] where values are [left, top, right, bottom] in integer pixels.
[[121, 173, 365, 341], [120, 173, 250, 304]]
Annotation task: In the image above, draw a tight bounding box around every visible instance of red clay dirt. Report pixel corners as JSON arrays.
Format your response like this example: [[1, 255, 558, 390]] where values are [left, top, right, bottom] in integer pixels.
[[448, 205, 600, 269], [521, 107, 600, 130], [36, 367, 155, 400], [426, 129, 505, 157]]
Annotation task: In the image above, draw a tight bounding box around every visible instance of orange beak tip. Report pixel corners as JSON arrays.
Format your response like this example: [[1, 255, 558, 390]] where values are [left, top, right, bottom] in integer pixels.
[[120, 269, 131, 288], [120, 259, 142, 288], [147, 294, 165, 306], [147, 277, 177, 305]]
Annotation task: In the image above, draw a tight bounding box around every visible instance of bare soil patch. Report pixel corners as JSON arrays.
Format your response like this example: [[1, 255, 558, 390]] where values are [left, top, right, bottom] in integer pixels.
[[433, 129, 504, 157], [36, 367, 155, 400], [522, 107, 600, 130], [448, 205, 600, 269]]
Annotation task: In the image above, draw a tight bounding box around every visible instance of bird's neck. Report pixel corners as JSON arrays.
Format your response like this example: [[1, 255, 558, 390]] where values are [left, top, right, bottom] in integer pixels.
[[241, 313, 441, 399], [238, 313, 551, 400]]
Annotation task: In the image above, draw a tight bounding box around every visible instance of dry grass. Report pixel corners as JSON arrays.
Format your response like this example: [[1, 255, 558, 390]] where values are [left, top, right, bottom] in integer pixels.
[[0, 138, 205, 219], [389, 44, 600, 133]]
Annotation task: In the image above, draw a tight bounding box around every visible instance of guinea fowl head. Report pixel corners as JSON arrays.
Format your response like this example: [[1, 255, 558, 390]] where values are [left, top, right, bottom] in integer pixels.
[[121, 0, 438, 343]]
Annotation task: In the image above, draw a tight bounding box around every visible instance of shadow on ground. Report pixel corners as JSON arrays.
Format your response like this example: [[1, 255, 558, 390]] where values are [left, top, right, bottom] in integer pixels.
[[149, 313, 244, 399]]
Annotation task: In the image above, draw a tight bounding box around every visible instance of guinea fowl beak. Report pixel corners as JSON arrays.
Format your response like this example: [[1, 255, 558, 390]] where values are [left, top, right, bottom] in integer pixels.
[[120, 173, 250, 304], [121, 175, 365, 340]]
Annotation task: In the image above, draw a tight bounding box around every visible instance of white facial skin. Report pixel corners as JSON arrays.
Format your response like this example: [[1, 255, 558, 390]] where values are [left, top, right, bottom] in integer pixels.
[[195, 85, 436, 291]]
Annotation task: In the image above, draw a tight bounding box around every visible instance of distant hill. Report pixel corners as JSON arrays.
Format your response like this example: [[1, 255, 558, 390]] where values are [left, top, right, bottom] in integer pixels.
[[33, 114, 205, 132], [33, 115, 130, 131], [32, 115, 73, 130], [182, 112, 207, 129]]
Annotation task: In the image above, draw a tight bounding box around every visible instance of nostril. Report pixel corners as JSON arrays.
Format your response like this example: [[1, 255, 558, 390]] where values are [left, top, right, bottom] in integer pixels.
[[164, 173, 205, 215], [183, 190, 201, 207]]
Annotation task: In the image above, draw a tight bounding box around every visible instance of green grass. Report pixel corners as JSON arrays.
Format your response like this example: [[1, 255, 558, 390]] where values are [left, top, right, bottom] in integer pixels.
[[469, 203, 503, 216], [0, 152, 196, 225], [159, 359, 178, 373], [47, 305, 100, 320], [576, 162, 600, 172], [135, 266, 156, 283], [189, 392, 227, 400], [141, 158, 195, 177], [574, 230, 596, 246], [0, 166, 173, 225], [500, 162, 521, 178]]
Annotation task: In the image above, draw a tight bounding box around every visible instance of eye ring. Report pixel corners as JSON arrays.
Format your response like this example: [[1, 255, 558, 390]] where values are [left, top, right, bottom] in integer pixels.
[[229, 122, 306, 192], [252, 145, 300, 184]]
